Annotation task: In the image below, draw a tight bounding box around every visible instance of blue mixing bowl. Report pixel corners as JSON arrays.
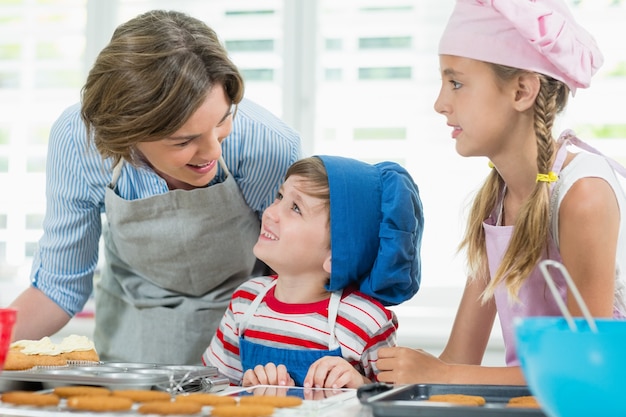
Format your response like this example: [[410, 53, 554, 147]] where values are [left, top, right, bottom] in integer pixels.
[[515, 317, 626, 417]]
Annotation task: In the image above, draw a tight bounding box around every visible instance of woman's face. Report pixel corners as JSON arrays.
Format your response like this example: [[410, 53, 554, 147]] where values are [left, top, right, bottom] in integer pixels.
[[253, 175, 331, 278], [135, 84, 234, 190]]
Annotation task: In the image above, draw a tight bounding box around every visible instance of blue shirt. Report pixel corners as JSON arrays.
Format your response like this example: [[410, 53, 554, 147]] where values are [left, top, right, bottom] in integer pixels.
[[30, 98, 302, 316]]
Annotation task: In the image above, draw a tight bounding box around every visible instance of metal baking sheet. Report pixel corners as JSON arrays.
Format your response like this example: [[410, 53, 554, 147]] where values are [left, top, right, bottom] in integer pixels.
[[359, 383, 546, 417], [0, 362, 229, 392]]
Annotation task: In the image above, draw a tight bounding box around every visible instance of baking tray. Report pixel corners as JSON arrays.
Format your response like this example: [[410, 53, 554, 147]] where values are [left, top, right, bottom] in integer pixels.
[[358, 383, 547, 417], [0, 362, 229, 392]]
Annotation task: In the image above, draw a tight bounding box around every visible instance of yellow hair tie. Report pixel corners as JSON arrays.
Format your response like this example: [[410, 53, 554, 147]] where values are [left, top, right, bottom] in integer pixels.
[[489, 162, 558, 183], [536, 171, 558, 183]]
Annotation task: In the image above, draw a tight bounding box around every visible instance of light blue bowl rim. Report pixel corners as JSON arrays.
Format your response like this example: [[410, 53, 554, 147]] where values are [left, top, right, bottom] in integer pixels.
[[515, 316, 626, 333]]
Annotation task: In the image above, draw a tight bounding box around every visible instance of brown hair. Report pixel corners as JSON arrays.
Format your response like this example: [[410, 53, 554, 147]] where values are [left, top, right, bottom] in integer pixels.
[[460, 63, 569, 301], [81, 10, 244, 166], [285, 157, 330, 206], [285, 157, 331, 227]]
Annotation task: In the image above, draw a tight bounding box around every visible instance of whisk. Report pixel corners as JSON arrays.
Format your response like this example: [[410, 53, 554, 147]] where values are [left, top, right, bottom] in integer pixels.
[[539, 259, 598, 333]]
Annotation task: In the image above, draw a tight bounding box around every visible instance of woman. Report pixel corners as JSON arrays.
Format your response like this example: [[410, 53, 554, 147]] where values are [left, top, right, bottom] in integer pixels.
[[9, 10, 301, 365]]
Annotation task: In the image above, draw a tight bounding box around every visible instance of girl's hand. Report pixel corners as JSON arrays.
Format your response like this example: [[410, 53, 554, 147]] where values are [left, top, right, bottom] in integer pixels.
[[376, 347, 449, 384], [304, 357, 369, 389], [242, 363, 295, 387]]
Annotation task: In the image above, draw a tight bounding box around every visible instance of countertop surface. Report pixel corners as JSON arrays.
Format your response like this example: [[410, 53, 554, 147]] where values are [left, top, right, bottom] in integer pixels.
[[0, 398, 370, 417], [0, 382, 371, 417], [0, 370, 545, 417]]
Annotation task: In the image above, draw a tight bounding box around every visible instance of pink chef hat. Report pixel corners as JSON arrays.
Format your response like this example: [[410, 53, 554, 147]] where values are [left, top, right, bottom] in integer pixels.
[[438, 0, 604, 95]]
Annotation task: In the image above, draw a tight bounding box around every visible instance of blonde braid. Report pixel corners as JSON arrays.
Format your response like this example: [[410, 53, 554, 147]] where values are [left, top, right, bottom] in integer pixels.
[[482, 74, 568, 301], [458, 61, 571, 302]]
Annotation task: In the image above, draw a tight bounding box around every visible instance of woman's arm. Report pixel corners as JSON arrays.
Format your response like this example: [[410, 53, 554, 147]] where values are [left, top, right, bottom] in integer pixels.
[[9, 287, 71, 340], [13, 104, 105, 338]]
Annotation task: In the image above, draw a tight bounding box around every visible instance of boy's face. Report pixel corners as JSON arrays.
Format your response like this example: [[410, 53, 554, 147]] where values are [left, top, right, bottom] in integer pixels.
[[253, 175, 331, 278]]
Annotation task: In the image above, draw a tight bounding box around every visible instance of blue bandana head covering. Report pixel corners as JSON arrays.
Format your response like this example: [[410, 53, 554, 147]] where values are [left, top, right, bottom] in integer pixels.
[[316, 155, 424, 306]]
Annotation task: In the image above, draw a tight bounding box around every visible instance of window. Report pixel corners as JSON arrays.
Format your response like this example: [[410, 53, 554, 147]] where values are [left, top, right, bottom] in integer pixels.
[[0, 0, 86, 289]]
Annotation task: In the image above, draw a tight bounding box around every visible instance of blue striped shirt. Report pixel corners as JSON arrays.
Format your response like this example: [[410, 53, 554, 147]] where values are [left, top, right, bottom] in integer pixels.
[[30, 98, 302, 316]]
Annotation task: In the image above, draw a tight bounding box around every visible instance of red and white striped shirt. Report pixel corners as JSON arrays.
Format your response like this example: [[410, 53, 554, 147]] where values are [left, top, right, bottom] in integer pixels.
[[202, 275, 398, 385]]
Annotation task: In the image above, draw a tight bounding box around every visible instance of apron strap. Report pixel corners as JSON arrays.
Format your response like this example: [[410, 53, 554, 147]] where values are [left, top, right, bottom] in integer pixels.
[[559, 129, 626, 178], [552, 139, 569, 175], [326, 291, 342, 350], [218, 157, 230, 178], [109, 159, 125, 189], [239, 280, 276, 334], [549, 137, 571, 192], [238, 279, 343, 350]]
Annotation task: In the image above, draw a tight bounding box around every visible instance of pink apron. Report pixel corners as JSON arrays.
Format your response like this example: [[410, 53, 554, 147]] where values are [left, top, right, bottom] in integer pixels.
[[484, 133, 626, 366]]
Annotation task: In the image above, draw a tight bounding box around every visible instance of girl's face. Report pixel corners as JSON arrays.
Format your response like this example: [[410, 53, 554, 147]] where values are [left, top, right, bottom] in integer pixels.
[[253, 175, 331, 279], [135, 84, 234, 190], [433, 55, 519, 159]]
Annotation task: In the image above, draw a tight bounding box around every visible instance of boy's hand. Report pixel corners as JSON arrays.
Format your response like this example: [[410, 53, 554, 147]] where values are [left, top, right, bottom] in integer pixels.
[[242, 362, 295, 387], [304, 357, 369, 389]]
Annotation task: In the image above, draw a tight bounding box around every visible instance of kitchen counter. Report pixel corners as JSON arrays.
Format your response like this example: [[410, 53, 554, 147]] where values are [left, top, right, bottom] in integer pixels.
[[0, 362, 546, 417], [0, 383, 372, 417], [0, 397, 371, 417], [0, 382, 551, 417]]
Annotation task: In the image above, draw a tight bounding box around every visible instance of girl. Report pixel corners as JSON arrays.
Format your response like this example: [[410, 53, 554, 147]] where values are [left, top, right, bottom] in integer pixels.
[[377, 0, 626, 385]]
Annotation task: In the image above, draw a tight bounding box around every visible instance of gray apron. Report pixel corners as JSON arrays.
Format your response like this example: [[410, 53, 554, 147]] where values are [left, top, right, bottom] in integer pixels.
[[95, 158, 261, 365]]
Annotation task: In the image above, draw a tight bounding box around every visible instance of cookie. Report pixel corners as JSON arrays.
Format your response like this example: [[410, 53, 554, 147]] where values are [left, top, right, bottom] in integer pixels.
[[0, 391, 60, 407], [112, 389, 171, 402], [60, 349, 100, 364], [4, 347, 66, 370], [507, 395, 541, 408], [210, 404, 274, 417], [137, 400, 202, 415], [427, 393, 486, 406], [53, 385, 111, 398], [66, 395, 133, 411], [175, 393, 237, 406], [239, 394, 303, 408], [4, 338, 99, 371]]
